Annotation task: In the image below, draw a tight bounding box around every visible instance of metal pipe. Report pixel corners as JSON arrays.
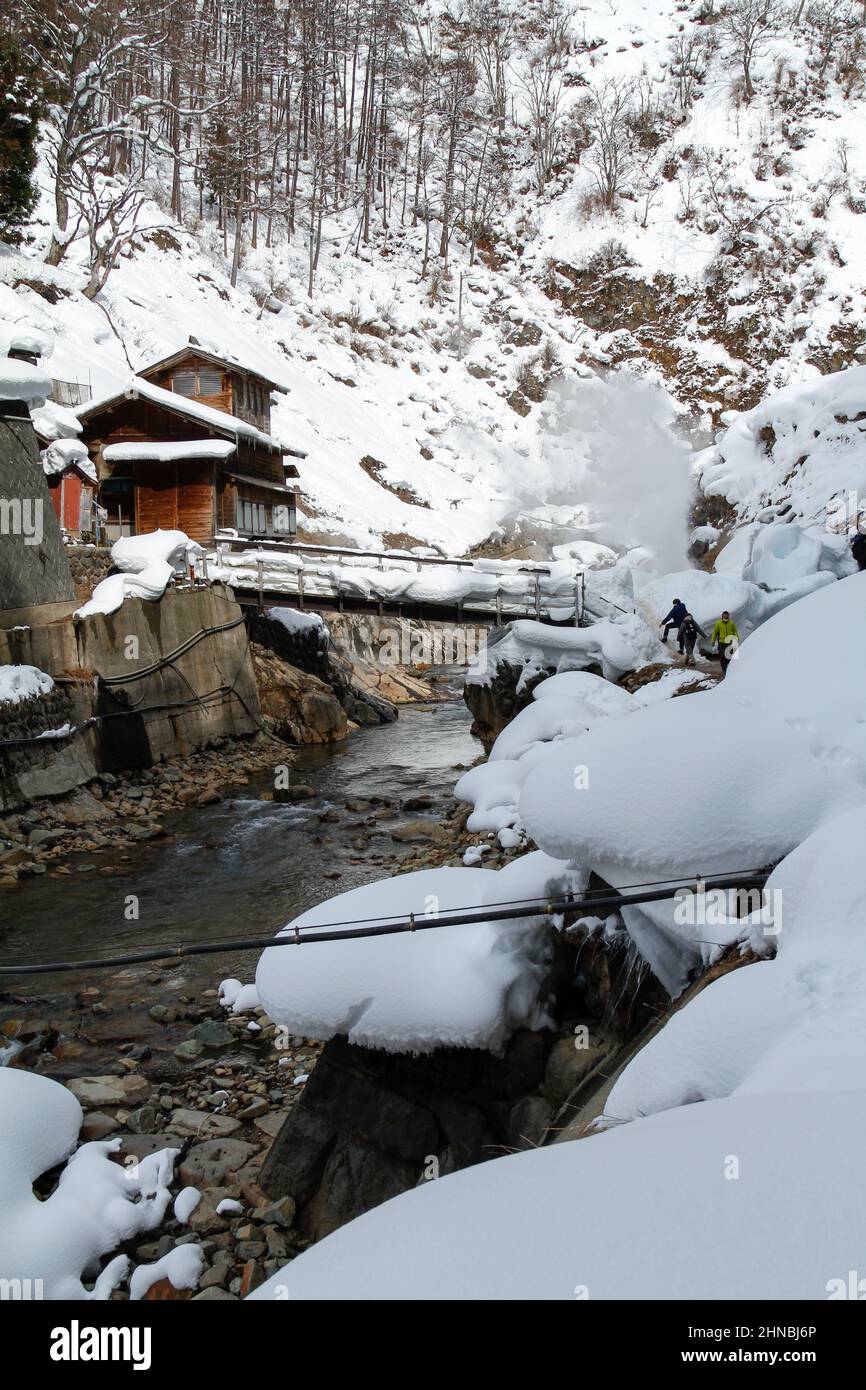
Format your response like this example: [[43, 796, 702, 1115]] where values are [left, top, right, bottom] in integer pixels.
[[0, 871, 769, 977]]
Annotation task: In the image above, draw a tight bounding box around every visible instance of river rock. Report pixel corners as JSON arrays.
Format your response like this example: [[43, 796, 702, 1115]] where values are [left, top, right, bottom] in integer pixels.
[[251, 646, 348, 745], [116, 1134, 184, 1162], [507, 1095, 555, 1150], [66, 1074, 150, 1108], [180, 1138, 258, 1188], [192, 1020, 235, 1050], [542, 1036, 611, 1106], [170, 1108, 242, 1139], [391, 819, 449, 844], [79, 1111, 119, 1142]]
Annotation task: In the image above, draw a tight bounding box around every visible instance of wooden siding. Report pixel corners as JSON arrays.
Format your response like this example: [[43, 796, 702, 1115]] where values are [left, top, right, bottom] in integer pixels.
[[134, 461, 215, 544], [47, 471, 94, 536], [80, 393, 290, 544], [83, 397, 282, 481], [143, 351, 271, 434]]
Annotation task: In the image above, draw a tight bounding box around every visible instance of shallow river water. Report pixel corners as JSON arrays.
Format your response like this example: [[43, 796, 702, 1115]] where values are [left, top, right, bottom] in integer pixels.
[[0, 693, 479, 1055]]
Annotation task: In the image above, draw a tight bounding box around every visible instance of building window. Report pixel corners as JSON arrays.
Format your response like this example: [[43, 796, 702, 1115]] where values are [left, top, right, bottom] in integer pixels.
[[171, 367, 223, 397], [172, 370, 197, 396], [198, 368, 222, 396], [272, 502, 296, 535], [236, 498, 268, 534]]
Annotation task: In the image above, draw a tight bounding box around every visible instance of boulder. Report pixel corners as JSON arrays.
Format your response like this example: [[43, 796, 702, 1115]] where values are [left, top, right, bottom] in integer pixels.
[[251, 646, 348, 745]]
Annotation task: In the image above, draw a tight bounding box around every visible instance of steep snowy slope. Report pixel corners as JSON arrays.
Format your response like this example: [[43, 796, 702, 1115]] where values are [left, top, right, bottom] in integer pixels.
[[3, 0, 865, 556]]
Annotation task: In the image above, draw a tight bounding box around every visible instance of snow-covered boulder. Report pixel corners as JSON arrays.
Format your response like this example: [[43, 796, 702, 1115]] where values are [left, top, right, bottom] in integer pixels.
[[695, 364, 866, 529], [111, 529, 199, 575], [255, 859, 580, 1055], [0, 1069, 180, 1300], [249, 1086, 866, 1300], [518, 573, 866, 993], [469, 617, 648, 690], [74, 562, 177, 619]]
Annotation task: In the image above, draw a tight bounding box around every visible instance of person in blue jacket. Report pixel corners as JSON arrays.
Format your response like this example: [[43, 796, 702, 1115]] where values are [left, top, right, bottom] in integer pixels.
[[660, 598, 687, 645]]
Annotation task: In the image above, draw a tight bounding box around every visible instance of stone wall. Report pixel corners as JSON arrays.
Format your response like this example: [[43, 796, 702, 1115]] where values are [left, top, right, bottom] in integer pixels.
[[0, 583, 262, 810], [66, 545, 114, 603], [0, 413, 75, 610]]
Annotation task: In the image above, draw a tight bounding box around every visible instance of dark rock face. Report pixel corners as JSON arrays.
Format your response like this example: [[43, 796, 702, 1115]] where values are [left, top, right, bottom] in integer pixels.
[[462, 662, 548, 751], [259, 1030, 552, 1240]]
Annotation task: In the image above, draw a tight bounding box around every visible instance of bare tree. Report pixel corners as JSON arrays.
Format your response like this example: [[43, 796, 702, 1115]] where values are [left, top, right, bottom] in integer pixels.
[[669, 30, 708, 112], [722, 0, 783, 101], [433, 53, 478, 263], [586, 78, 634, 211], [21, 0, 165, 266], [516, 0, 571, 190], [66, 167, 158, 299], [806, 0, 858, 79]]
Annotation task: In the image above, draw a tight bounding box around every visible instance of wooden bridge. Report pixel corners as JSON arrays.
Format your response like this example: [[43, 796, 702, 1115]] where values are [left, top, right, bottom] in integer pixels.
[[203, 538, 591, 628]]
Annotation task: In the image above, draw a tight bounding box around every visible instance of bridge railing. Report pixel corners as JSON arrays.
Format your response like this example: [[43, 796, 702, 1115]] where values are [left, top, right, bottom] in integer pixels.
[[206, 537, 594, 625]]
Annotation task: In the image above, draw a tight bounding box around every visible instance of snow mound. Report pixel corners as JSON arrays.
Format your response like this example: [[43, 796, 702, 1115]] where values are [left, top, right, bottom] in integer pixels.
[[250, 1087, 866, 1300], [0, 665, 54, 705], [696, 365, 866, 529], [0, 1069, 179, 1300], [519, 574, 866, 993], [637, 569, 760, 632], [74, 562, 176, 619], [603, 800, 866, 1129], [468, 616, 648, 689], [0, 359, 51, 406], [111, 529, 198, 574], [41, 437, 96, 482], [255, 859, 579, 1054]]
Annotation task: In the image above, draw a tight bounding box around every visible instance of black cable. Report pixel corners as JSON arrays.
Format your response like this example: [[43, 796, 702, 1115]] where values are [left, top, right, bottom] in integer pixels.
[[0, 870, 769, 976]]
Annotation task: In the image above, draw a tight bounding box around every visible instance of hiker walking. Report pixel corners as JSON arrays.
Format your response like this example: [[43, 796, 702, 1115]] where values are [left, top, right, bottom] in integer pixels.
[[851, 532, 866, 572], [711, 610, 740, 678], [679, 612, 706, 667], [660, 597, 687, 645]]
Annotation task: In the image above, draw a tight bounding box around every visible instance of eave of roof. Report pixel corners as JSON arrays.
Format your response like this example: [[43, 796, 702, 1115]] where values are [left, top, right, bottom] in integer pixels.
[[77, 376, 286, 453]]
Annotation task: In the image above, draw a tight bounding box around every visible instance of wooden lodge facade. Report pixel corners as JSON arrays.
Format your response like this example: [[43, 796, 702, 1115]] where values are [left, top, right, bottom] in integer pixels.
[[76, 345, 305, 546]]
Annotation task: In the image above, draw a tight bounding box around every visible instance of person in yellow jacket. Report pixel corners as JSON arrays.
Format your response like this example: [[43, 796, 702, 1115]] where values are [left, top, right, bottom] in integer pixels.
[[711, 611, 740, 678]]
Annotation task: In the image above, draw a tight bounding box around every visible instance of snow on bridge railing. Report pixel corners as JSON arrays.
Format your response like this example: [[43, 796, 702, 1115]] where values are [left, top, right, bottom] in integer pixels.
[[207, 537, 586, 623]]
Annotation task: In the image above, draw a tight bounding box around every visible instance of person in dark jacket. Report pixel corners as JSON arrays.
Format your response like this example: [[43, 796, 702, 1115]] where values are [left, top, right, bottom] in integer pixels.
[[679, 613, 706, 667], [852, 532, 866, 572], [660, 598, 687, 644]]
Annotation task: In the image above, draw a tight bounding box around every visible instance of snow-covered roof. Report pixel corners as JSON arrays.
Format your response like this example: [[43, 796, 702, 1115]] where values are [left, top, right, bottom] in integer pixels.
[[77, 375, 286, 453], [41, 437, 97, 482], [102, 439, 236, 463], [0, 359, 52, 408]]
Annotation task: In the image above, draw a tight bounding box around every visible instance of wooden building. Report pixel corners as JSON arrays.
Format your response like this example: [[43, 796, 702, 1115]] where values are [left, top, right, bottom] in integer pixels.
[[76, 345, 304, 545], [45, 456, 97, 539]]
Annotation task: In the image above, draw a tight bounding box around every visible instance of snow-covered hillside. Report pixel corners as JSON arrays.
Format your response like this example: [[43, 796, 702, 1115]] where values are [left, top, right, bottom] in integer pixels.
[[3, 0, 865, 559]]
